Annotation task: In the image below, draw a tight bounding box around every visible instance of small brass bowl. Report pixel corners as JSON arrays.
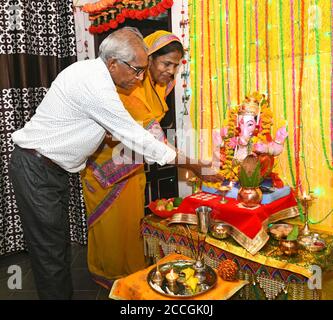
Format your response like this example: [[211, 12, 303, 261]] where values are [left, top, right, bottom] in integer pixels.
[[210, 221, 231, 239], [279, 239, 298, 256]]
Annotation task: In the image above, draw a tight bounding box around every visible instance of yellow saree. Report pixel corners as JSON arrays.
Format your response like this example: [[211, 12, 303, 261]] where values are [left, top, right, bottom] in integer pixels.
[[81, 31, 181, 289]]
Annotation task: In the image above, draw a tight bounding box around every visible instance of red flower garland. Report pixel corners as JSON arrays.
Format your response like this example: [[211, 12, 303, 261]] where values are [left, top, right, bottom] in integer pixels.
[[84, 0, 174, 34]]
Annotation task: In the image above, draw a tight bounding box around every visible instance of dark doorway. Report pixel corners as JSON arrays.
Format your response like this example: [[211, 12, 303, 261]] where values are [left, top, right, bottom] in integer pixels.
[[93, 11, 179, 213]]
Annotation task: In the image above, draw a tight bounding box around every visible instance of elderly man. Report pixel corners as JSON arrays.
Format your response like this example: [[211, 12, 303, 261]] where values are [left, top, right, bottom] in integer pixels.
[[10, 26, 221, 299], [9, 27, 181, 300]]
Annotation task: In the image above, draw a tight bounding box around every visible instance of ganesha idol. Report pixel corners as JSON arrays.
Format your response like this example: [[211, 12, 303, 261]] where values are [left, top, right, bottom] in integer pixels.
[[212, 92, 288, 189]]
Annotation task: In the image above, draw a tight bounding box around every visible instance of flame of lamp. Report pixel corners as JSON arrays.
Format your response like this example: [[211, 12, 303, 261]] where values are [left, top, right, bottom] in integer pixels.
[[165, 270, 179, 290]]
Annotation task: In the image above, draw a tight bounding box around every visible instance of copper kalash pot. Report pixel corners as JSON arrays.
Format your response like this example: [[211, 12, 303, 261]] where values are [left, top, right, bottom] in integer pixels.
[[237, 187, 263, 208]]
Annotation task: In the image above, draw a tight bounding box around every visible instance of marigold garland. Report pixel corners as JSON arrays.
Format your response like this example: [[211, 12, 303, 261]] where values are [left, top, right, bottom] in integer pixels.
[[83, 0, 174, 34]]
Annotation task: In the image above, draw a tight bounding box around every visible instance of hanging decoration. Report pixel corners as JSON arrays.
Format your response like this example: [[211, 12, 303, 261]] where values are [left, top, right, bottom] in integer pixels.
[[254, 0, 259, 91], [83, 0, 174, 34], [179, 0, 190, 117], [264, 0, 270, 99], [188, 0, 333, 229], [331, 0, 333, 166]]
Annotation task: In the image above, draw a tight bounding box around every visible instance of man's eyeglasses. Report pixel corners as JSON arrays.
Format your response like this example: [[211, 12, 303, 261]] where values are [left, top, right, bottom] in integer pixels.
[[119, 60, 146, 77]]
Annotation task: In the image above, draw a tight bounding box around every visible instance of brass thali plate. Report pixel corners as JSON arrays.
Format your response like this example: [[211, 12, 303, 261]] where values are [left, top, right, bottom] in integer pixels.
[[147, 260, 217, 298]]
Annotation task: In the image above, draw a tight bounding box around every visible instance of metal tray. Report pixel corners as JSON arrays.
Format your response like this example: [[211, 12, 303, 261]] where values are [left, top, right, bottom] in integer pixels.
[[167, 213, 197, 226], [147, 260, 217, 298]]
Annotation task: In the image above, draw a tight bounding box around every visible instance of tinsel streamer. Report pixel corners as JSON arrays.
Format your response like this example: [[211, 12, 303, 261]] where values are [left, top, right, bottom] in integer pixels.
[[213, 1, 222, 126], [296, 0, 305, 220], [265, 0, 270, 99], [314, 0, 333, 170], [309, 208, 333, 224], [235, 0, 240, 103], [190, 0, 198, 159], [296, 0, 305, 196], [290, 0, 299, 195], [243, 0, 248, 96], [219, 0, 227, 118], [200, 0, 205, 160], [248, 0, 253, 91], [255, 0, 259, 91], [225, 0, 231, 107], [303, 0, 333, 224], [278, 0, 296, 187], [207, 0, 214, 133], [331, 0, 333, 165]]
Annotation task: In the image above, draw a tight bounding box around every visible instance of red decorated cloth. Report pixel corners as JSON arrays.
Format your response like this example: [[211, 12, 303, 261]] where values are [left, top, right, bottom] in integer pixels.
[[176, 191, 299, 254]]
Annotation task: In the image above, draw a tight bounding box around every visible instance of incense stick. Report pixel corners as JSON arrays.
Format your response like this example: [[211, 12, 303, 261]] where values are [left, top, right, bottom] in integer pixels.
[[182, 225, 197, 259], [199, 234, 207, 261]]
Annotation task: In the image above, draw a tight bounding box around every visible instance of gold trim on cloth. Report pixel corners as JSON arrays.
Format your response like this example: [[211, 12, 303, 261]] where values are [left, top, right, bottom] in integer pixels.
[[142, 209, 333, 280], [267, 206, 300, 225], [206, 236, 312, 278], [226, 206, 299, 255], [205, 206, 314, 277]]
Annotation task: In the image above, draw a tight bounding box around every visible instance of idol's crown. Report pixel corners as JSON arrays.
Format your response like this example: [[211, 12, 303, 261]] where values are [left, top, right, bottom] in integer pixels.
[[238, 93, 264, 116]]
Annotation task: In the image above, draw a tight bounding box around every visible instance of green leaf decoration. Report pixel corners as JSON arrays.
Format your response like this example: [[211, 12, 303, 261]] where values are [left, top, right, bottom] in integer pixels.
[[239, 160, 263, 187], [286, 225, 299, 240]]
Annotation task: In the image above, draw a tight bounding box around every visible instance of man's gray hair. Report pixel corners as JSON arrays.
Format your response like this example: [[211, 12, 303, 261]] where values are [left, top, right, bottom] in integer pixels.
[[99, 27, 147, 64]]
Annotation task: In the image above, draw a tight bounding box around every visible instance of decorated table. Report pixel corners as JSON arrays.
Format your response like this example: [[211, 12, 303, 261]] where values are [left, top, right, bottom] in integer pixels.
[[141, 214, 333, 300], [174, 191, 299, 255], [109, 253, 248, 300]]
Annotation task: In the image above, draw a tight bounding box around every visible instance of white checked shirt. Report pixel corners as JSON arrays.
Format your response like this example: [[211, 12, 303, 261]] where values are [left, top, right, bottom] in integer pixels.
[[12, 58, 176, 172]]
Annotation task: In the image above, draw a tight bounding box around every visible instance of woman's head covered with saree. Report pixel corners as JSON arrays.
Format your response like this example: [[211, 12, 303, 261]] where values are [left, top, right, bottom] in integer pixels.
[[144, 30, 184, 95], [116, 30, 184, 123]]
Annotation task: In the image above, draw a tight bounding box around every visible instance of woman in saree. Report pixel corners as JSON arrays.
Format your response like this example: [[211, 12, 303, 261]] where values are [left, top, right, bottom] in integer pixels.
[[80, 31, 187, 288]]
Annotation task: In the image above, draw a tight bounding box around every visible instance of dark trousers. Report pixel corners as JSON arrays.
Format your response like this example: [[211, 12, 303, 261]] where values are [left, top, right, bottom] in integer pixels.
[[9, 146, 73, 300]]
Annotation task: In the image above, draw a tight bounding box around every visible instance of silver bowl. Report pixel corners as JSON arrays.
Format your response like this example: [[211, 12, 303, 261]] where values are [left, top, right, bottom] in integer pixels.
[[210, 221, 231, 239], [298, 234, 326, 252], [269, 223, 293, 240]]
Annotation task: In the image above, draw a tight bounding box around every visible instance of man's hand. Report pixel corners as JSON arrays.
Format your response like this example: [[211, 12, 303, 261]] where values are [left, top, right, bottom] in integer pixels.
[[174, 150, 224, 183]]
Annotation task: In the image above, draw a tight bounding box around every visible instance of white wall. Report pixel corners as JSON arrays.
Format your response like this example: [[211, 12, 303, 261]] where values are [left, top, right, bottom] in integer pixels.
[[171, 0, 193, 197], [73, 0, 96, 60]]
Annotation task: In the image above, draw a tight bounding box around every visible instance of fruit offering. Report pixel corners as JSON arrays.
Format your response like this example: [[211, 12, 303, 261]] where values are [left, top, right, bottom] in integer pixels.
[[173, 197, 183, 207], [155, 197, 183, 211]]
